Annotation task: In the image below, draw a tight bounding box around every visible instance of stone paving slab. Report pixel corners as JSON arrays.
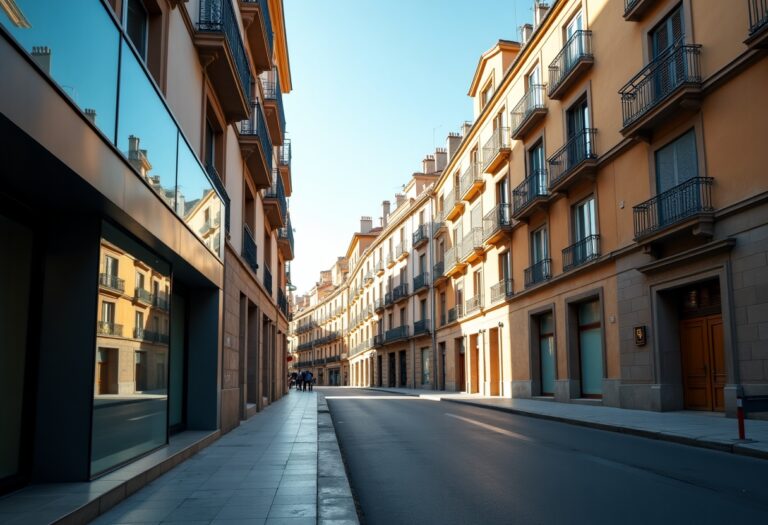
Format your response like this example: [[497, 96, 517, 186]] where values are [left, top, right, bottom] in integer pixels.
[[363, 386, 768, 460]]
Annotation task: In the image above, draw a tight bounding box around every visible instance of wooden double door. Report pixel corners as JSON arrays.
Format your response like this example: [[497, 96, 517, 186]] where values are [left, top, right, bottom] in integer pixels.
[[680, 315, 725, 411]]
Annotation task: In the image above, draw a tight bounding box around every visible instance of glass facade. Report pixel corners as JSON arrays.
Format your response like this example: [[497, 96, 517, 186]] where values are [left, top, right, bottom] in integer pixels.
[[0, 0, 225, 260], [91, 225, 171, 476]]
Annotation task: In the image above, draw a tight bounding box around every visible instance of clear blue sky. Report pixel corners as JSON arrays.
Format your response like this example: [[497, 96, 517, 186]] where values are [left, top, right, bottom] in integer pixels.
[[284, 0, 533, 295]]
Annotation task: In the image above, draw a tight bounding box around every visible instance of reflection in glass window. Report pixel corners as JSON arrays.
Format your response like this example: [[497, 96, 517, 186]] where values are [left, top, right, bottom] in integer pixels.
[[126, 0, 148, 61], [91, 233, 170, 476]]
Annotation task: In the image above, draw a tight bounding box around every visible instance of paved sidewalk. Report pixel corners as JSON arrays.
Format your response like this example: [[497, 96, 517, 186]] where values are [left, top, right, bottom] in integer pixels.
[[92, 390, 319, 525], [363, 386, 768, 460]]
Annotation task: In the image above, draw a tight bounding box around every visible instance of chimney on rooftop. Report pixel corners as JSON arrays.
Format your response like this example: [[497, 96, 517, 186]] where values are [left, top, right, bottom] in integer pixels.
[[520, 23, 534, 45], [360, 216, 372, 234], [395, 193, 406, 208], [434, 148, 447, 172], [446, 132, 462, 161], [84, 108, 97, 125], [382, 200, 391, 227], [534, 1, 550, 29], [461, 121, 472, 137], [422, 155, 435, 174], [31, 46, 51, 74]]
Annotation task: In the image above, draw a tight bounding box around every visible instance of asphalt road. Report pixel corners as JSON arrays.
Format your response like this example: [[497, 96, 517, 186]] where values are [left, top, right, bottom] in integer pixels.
[[324, 387, 768, 525]]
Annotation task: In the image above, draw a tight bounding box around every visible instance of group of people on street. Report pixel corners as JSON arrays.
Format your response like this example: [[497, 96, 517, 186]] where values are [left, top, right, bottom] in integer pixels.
[[289, 370, 314, 391]]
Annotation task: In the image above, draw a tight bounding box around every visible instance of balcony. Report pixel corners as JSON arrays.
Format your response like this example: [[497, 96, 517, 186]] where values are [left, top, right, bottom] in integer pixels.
[[260, 68, 285, 145], [278, 289, 289, 317], [510, 85, 547, 140], [620, 44, 702, 139], [490, 279, 514, 303], [465, 294, 483, 315], [481, 128, 511, 174], [198, 210, 221, 238], [412, 224, 429, 249], [633, 177, 714, 243], [385, 325, 410, 343], [395, 242, 409, 261], [364, 271, 374, 286], [238, 102, 272, 190], [384, 291, 394, 307], [386, 252, 396, 268], [483, 204, 512, 245], [447, 304, 463, 323], [548, 30, 593, 100], [413, 319, 430, 336], [512, 171, 549, 221], [279, 139, 293, 196], [562, 235, 601, 272], [263, 265, 273, 296], [433, 260, 447, 286], [747, 0, 768, 48], [153, 292, 170, 311], [134, 328, 169, 345], [264, 173, 287, 229], [375, 260, 385, 276], [243, 224, 259, 273], [195, 0, 252, 122], [278, 218, 294, 260], [375, 298, 386, 313], [459, 163, 484, 202], [97, 321, 123, 337], [134, 287, 153, 305], [444, 188, 464, 221], [239, 0, 273, 72], [393, 283, 409, 303], [413, 272, 429, 293], [623, 0, 659, 21], [548, 129, 598, 193], [373, 334, 385, 347], [99, 273, 125, 294], [444, 246, 466, 278], [432, 220, 446, 238], [460, 228, 484, 264], [524, 259, 552, 288]]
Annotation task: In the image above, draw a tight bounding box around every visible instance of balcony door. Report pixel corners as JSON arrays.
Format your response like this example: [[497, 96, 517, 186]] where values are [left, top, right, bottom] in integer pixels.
[[566, 98, 592, 165], [530, 227, 549, 283], [651, 6, 685, 100], [565, 12, 584, 69], [655, 129, 699, 225], [528, 141, 545, 195], [573, 197, 597, 265]]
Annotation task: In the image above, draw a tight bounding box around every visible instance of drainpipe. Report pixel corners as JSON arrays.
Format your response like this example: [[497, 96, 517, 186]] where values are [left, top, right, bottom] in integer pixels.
[[429, 193, 439, 390]]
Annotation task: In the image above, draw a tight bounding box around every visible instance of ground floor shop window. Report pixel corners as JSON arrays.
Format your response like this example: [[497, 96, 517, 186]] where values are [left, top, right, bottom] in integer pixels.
[[578, 300, 604, 398], [90, 227, 171, 476], [421, 347, 431, 385]]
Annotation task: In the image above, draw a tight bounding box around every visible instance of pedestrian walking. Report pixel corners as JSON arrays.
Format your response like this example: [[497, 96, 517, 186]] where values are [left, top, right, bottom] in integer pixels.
[[298, 370, 305, 391], [306, 370, 313, 391]]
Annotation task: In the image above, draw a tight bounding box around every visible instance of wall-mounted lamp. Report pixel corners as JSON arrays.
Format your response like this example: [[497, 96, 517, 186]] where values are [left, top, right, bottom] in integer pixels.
[[498, 322, 504, 328]]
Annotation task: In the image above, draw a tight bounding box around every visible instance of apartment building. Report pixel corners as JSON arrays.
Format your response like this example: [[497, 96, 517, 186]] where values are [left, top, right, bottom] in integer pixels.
[[431, 0, 768, 415], [0, 0, 293, 499]]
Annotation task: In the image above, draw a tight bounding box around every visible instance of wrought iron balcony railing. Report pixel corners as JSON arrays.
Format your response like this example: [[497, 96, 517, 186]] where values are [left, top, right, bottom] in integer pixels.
[[240, 102, 272, 169], [243, 224, 258, 273], [483, 203, 512, 241], [510, 85, 546, 137], [278, 221, 294, 255], [97, 321, 123, 337], [198, 0, 252, 102], [620, 44, 702, 128], [99, 273, 125, 292], [749, 0, 768, 34], [413, 272, 429, 292], [459, 163, 482, 200], [134, 328, 169, 344], [633, 177, 714, 240], [134, 287, 153, 304], [263, 265, 272, 296], [490, 279, 514, 303], [385, 325, 409, 342], [278, 289, 289, 317], [448, 304, 463, 323], [279, 138, 291, 168], [465, 294, 483, 315], [433, 260, 445, 279], [374, 334, 385, 347], [153, 292, 170, 310], [512, 170, 549, 216], [384, 291, 393, 306], [481, 127, 510, 172], [444, 246, 459, 270], [461, 228, 484, 260], [562, 235, 601, 272], [260, 68, 286, 134], [524, 259, 552, 288], [375, 298, 386, 311], [265, 172, 287, 222], [412, 223, 429, 247], [413, 319, 430, 336], [548, 128, 598, 188], [393, 283, 409, 302], [548, 30, 593, 97]]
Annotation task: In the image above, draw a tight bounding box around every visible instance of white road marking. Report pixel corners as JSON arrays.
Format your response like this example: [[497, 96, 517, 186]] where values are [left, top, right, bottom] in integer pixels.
[[445, 413, 533, 442], [128, 412, 163, 421]]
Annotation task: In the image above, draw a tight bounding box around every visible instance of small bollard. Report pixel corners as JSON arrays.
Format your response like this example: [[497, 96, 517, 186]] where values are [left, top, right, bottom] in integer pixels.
[[737, 397, 746, 440]]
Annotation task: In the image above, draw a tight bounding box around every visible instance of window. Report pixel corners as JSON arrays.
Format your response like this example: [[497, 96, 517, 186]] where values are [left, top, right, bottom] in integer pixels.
[[104, 255, 118, 276], [135, 271, 145, 291], [399, 307, 406, 327], [651, 5, 684, 58], [573, 196, 597, 241], [418, 254, 426, 276], [101, 301, 115, 323], [566, 97, 592, 161], [420, 299, 427, 320], [481, 80, 493, 108], [204, 120, 216, 170], [531, 227, 548, 264], [655, 129, 697, 193], [496, 178, 509, 205], [439, 292, 446, 325], [135, 311, 144, 333], [528, 141, 546, 193], [125, 0, 148, 61], [565, 11, 584, 68], [421, 348, 431, 385], [499, 251, 511, 282], [473, 269, 482, 298]]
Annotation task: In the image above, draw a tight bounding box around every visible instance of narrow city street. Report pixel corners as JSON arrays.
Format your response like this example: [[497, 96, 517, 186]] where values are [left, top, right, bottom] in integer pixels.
[[325, 388, 768, 525]]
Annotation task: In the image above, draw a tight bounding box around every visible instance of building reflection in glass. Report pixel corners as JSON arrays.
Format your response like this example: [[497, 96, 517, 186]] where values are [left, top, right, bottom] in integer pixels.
[[91, 236, 170, 476]]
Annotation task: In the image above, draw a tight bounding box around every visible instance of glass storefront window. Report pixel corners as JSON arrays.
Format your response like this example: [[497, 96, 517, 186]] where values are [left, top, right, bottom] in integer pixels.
[[91, 225, 171, 476]]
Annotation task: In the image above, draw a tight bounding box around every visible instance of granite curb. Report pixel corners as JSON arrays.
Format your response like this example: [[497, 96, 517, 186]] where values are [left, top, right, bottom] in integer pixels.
[[362, 387, 768, 461], [317, 393, 360, 525]]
